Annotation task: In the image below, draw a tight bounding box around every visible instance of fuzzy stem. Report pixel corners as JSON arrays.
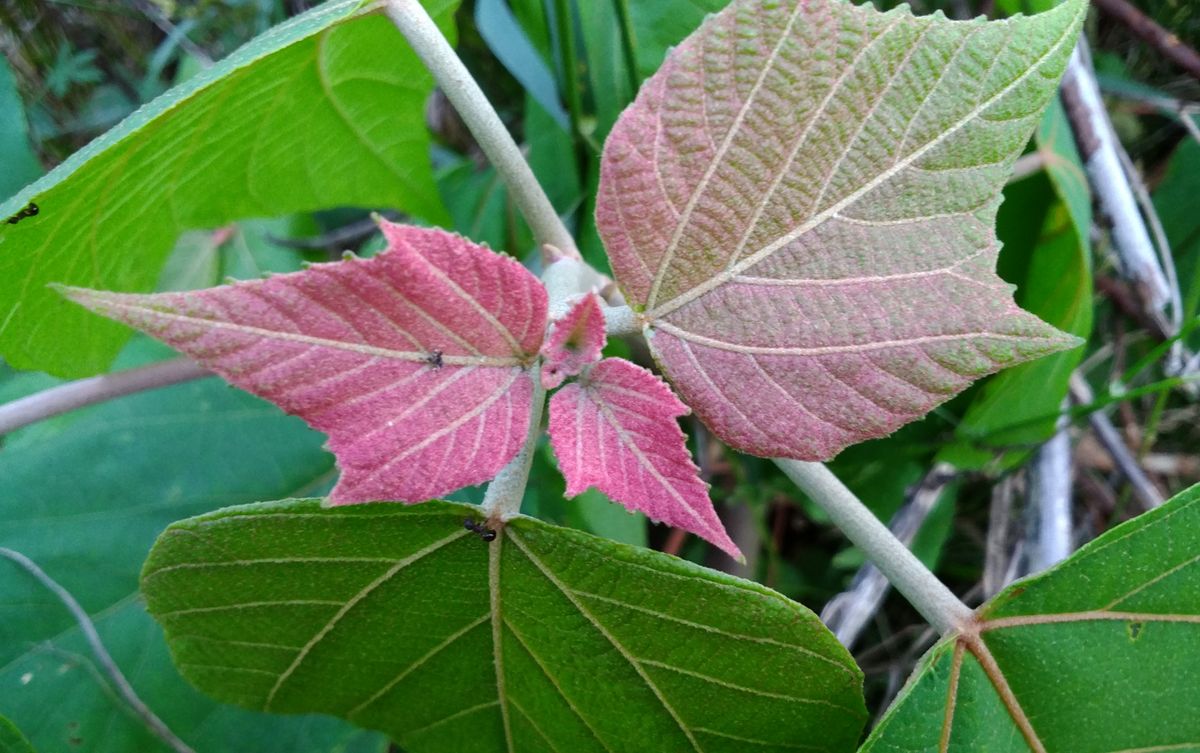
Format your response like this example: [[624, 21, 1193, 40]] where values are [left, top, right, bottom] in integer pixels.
[[774, 460, 973, 635], [0, 358, 210, 435], [384, 0, 579, 259], [481, 367, 547, 522]]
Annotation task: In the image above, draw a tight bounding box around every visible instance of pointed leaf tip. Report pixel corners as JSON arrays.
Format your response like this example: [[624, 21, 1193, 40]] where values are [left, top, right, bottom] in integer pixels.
[[61, 224, 549, 504], [541, 292, 606, 389], [549, 357, 740, 559], [596, 0, 1086, 461]]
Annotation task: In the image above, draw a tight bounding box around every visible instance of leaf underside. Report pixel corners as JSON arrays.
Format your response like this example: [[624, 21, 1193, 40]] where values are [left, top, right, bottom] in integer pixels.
[[863, 483, 1200, 753], [541, 293, 606, 389], [549, 358, 740, 559], [0, 0, 457, 378], [142, 500, 866, 753], [60, 224, 548, 503], [596, 0, 1086, 461]]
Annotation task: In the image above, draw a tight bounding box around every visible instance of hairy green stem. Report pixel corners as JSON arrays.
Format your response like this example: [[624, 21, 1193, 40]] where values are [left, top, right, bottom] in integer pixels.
[[384, 0, 579, 259], [774, 460, 973, 635]]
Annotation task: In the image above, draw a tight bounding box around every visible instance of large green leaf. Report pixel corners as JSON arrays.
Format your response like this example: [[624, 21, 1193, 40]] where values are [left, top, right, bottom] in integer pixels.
[[0, 339, 383, 751], [861, 483, 1200, 752], [142, 499, 867, 753], [0, 0, 457, 379]]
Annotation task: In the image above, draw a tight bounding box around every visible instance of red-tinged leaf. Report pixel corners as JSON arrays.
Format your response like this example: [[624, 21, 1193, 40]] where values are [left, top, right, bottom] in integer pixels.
[[596, 0, 1086, 459], [59, 222, 548, 503], [548, 357, 741, 559], [540, 292, 606, 389]]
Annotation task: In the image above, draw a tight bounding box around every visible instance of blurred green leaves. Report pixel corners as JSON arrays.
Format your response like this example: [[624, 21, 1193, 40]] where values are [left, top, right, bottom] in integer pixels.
[[0, 0, 458, 378]]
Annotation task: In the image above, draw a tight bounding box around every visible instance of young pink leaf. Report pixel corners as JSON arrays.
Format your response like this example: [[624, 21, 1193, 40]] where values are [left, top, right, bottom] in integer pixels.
[[540, 292, 606, 389], [596, 0, 1086, 459], [548, 357, 741, 559], [59, 222, 548, 504]]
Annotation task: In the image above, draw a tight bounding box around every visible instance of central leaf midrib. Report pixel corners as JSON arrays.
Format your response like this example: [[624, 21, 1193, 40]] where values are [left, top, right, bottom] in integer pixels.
[[78, 293, 523, 367]]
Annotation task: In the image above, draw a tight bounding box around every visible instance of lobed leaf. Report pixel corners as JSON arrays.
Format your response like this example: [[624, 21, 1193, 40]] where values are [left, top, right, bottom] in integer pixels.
[[0, 0, 457, 378], [548, 358, 740, 558], [141, 499, 866, 753], [596, 0, 1086, 460], [862, 483, 1200, 752], [58, 223, 548, 503]]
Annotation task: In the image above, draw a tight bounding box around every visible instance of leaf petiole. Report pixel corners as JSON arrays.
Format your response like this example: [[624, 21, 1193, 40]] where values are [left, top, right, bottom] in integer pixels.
[[774, 460, 974, 636]]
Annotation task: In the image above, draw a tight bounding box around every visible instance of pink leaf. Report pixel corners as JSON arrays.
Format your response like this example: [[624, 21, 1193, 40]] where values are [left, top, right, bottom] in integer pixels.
[[548, 357, 740, 559], [540, 292, 606, 389], [595, 0, 1085, 460], [59, 222, 548, 504]]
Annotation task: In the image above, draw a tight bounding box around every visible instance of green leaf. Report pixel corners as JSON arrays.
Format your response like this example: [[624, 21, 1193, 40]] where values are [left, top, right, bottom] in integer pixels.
[[941, 99, 1093, 469], [627, 0, 728, 80], [0, 338, 380, 751], [0, 58, 42, 201], [1155, 138, 1200, 351], [861, 483, 1200, 752], [0, 717, 34, 753], [0, 0, 458, 379], [142, 499, 867, 753]]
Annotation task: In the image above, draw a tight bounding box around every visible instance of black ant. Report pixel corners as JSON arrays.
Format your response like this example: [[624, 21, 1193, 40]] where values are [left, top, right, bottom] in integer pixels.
[[5, 202, 38, 225], [425, 349, 444, 369], [463, 518, 497, 542]]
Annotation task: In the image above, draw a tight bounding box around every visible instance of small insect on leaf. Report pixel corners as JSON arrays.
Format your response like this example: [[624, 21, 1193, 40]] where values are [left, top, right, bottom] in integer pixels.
[[463, 518, 497, 542], [425, 349, 444, 369], [4, 202, 39, 225]]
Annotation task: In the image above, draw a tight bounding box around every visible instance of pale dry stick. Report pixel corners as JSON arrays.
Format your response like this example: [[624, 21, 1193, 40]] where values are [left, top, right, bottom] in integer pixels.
[[821, 463, 957, 649], [0, 358, 210, 435], [0, 547, 197, 753], [1069, 372, 1165, 509], [776, 460, 974, 636], [1007, 151, 1047, 183], [1026, 399, 1073, 573], [1113, 140, 1189, 375], [383, 0, 579, 261], [1061, 41, 1172, 314]]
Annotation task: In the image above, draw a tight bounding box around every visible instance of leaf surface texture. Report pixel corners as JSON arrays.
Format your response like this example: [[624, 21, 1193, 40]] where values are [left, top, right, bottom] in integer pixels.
[[141, 500, 866, 753], [548, 358, 738, 558], [597, 0, 1086, 459], [61, 224, 547, 503]]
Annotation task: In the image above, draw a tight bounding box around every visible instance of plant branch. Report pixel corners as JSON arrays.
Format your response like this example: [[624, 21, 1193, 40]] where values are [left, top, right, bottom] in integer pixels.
[[0, 548, 196, 753], [774, 460, 973, 636], [820, 463, 956, 648], [481, 368, 547, 522], [1061, 41, 1173, 315], [0, 358, 211, 436], [384, 0, 580, 259], [1092, 0, 1200, 82], [1069, 373, 1164, 509], [1027, 401, 1073, 573]]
